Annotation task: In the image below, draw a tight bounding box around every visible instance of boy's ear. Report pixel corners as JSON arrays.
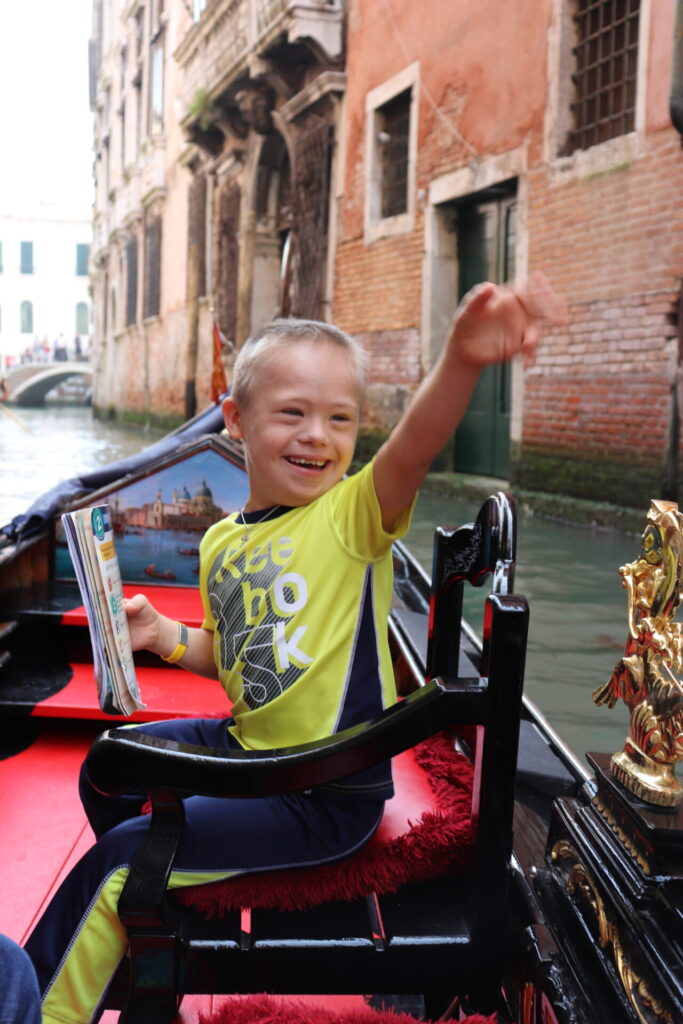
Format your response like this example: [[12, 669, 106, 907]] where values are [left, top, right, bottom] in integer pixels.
[[222, 396, 243, 439]]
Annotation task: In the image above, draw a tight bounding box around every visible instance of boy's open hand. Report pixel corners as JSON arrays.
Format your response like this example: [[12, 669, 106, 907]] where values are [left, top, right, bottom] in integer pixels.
[[449, 271, 567, 369]]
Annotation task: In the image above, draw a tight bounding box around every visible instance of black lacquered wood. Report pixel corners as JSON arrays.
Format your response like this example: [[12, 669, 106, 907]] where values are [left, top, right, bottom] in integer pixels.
[[118, 790, 185, 930], [87, 675, 486, 799], [468, 592, 529, 1005], [426, 491, 516, 681]]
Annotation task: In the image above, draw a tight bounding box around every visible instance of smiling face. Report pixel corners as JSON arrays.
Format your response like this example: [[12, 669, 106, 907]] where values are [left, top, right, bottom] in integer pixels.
[[222, 338, 361, 512]]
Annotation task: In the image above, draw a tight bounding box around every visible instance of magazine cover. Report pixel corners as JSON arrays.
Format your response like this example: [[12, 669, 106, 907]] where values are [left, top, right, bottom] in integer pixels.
[[62, 504, 145, 716]]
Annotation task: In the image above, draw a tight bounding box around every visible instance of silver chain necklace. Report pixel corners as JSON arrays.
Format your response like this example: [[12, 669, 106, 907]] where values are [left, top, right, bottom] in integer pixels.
[[238, 505, 281, 544]]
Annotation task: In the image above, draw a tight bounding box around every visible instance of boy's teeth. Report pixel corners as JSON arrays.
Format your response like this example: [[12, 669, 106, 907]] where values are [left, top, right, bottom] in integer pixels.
[[289, 457, 326, 467]]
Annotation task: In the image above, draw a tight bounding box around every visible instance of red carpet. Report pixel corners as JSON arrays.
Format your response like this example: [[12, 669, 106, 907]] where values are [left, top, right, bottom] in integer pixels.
[[197, 994, 496, 1024], [177, 731, 474, 916]]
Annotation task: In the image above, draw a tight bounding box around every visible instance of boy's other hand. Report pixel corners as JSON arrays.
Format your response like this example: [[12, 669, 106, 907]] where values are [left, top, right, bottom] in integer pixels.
[[124, 593, 161, 652], [449, 271, 567, 369]]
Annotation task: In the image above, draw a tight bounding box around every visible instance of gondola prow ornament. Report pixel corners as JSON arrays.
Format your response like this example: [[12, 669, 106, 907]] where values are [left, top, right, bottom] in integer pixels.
[[593, 500, 683, 807]]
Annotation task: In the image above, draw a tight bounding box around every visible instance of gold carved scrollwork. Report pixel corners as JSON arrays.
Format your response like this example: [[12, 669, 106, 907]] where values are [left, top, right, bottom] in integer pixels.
[[551, 840, 673, 1024], [593, 500, 683, 806], [593, 797, 650, 875]]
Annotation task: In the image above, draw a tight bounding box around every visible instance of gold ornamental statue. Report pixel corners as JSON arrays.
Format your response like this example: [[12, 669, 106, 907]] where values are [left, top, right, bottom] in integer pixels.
[[593, 499, 683, 807]]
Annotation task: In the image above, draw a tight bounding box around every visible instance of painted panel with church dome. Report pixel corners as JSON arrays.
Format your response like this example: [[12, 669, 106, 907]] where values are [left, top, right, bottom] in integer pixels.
[[53, 439, 250, 586]]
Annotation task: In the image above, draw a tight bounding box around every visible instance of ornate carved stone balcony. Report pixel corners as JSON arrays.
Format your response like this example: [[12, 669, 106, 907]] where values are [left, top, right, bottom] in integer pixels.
[[175, 0, 344, 148]]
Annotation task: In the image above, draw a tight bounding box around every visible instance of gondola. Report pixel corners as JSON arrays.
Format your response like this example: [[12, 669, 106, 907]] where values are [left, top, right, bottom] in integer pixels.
[[144, 565, 178, 581], [0, 404, 680, 1024]]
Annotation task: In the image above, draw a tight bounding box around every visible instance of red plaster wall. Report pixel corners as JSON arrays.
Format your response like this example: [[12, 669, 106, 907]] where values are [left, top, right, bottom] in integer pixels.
[[335, 0, 554, 399]]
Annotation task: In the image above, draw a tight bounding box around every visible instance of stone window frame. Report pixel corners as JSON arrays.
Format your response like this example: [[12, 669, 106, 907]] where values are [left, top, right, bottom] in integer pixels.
[[544, 0, 651, 181], [364, 61, 419, 244]]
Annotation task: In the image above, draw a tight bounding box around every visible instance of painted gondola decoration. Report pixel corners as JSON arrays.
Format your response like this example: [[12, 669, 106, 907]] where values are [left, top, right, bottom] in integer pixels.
[[53, 438, 249, 587], [593, 499, 683, 807]]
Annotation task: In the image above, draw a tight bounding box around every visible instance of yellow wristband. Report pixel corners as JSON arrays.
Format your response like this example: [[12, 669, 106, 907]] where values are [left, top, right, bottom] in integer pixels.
[[161, 622, 189, 663]]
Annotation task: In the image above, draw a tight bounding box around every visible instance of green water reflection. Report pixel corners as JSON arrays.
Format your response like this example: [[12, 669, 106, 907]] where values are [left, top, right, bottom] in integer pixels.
[[406, 491, 638, 763], [0, 405, 166, 525]]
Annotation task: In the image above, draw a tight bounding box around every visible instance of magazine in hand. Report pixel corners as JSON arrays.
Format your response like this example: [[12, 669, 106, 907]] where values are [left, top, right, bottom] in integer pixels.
[[61, 504, 145, 716]]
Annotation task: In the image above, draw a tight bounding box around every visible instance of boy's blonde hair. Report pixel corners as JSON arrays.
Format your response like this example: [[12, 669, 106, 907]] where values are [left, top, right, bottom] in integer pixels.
[[231, 318, 369, 407]]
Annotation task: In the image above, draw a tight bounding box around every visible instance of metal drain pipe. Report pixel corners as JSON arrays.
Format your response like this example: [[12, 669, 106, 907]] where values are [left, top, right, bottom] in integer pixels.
[[672, 0, 683, 136]]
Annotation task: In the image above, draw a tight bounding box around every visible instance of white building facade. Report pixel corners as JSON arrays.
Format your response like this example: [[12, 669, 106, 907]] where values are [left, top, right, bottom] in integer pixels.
[[0, 206, 92, 369]]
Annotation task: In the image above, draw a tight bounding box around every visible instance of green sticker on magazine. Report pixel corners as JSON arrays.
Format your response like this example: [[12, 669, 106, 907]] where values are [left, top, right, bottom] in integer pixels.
[[92, 507, 105, 541]]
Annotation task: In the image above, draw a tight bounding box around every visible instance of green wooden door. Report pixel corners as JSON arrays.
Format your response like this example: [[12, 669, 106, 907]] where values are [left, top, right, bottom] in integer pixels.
[[454, 194, 516, 478]]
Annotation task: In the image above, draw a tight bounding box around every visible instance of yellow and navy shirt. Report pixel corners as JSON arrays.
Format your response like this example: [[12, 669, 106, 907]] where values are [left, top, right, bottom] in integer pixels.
[[199, 460, 413, 801]]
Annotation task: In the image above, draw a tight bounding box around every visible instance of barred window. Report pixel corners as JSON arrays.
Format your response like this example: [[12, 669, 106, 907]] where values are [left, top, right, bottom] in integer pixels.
[[143, 216, 161, 319], [126, 236, 139, 325], [365, 63, 418, 242], [565, 0, 640, 154], [378, 90, 410, 219]]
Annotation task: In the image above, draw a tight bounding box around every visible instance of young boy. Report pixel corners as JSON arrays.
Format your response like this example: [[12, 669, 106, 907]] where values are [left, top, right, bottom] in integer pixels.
[[26, 273, 565, 1022]]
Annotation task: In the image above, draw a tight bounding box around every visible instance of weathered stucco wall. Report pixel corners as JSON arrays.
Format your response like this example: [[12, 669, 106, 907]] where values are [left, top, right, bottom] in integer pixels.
[[335, 0, 683, 506]]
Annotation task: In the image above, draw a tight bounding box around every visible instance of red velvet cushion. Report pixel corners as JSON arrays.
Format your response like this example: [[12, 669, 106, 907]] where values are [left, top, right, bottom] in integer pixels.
[[197, 993, 496, 1024]]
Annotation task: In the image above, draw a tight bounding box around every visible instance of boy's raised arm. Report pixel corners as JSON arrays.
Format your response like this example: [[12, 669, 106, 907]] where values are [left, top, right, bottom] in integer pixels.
[[372, 273, 566, 532]]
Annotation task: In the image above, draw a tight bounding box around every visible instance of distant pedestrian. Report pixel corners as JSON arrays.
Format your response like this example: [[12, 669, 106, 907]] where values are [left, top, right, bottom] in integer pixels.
[[74, 335, 83, 359], [41, 337, 50, 362], [54, 335, 67, 362]]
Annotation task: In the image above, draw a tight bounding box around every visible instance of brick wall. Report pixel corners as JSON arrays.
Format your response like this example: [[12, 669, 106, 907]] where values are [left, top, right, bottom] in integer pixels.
[[520, 131, 682, 504]]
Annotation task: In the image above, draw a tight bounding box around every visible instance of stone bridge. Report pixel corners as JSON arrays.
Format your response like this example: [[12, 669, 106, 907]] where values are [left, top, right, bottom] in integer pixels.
[[4, 362, 93, 407]]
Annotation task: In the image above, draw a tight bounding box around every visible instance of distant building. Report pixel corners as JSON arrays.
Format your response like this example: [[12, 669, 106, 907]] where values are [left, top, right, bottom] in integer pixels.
[[89, 0, 344, 420], [115, 479, 224, 532], [0, 206, 91, 370]]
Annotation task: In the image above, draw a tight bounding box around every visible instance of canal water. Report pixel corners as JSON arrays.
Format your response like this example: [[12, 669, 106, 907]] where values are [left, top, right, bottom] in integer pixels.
[[1, 404, 639, 762]]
